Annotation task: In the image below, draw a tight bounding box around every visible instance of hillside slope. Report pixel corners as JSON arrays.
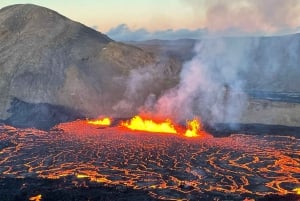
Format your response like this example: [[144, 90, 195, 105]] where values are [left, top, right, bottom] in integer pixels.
[[0, 4, 180, 121]]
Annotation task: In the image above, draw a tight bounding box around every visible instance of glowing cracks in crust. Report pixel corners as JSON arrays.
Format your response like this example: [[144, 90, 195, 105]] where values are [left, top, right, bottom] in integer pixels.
[[29, 194, 42, 201], [76, 174, 89, 179], [293, 187, 300, 195], [87, 117, 111, 126]]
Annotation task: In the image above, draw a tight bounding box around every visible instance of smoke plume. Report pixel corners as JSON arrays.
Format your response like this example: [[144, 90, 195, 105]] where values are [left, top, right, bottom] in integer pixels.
[[113, 0, 300, 125], [112, 64, 170, 117], [153, 38, 250, 125], [119, 32, 300, 124], [183, 0, 300, 35]]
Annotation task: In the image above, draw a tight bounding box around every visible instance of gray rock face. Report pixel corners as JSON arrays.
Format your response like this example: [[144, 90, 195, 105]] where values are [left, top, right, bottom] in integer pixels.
[[0, 4, 180, 120], [3, 98, 83, 130]]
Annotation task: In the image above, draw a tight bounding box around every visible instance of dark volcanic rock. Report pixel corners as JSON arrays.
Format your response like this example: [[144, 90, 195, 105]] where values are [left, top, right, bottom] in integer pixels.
[[258, 193, 300, 201], [4, 98, 83, 130], [0, 4, 180, 122], [206, 123, 300, 138], [0, 177, 157, 201]]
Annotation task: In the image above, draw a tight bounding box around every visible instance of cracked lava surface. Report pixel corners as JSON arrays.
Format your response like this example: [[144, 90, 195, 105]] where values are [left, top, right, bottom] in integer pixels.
[[0, 121, 299, 200]]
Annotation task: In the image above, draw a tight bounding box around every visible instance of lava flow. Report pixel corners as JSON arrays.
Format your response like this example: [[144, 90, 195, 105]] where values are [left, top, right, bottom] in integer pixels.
[[29, 194, 42, 201], [1, 124, 299, 201], [121, 115, 206, 137], [293, 187, 300, 195], [185, 118, 202, 137], [121, 115, 177, 134], [87, 117, 111, 126]]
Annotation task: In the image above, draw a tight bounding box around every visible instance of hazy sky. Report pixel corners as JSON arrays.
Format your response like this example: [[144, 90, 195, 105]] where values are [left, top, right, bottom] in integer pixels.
[[0, 0, 203, 32], [1, 0, 300, 40]]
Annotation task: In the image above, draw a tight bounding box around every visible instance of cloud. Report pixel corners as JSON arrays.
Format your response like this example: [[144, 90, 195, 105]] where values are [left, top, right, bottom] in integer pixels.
[[106, 24, 207, 41], [105, 1, 300, 41], [183, 0, 300, 34]]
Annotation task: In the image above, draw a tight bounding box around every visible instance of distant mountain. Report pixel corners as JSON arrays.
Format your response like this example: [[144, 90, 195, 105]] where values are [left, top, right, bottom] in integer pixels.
[[128, 39, 196, 62], [0, 4, 180, 124]]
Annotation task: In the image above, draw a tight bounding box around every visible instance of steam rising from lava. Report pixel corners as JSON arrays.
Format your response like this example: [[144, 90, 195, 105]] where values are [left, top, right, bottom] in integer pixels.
[[111, 39, 249, 127], [152, 38, 249, 126], [112, 17, 300, 127], [183, 0, 300, 34]]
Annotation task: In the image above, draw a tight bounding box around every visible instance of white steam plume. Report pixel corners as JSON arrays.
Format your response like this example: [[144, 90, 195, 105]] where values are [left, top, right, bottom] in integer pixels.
[[154, 38, 251, 125], [183, 0, 300, 34]]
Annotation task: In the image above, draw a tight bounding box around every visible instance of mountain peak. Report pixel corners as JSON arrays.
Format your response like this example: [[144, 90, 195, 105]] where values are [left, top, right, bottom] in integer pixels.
[[0, 4, 180, 122], [0, 4, 68, 21], [0, 4, 66, 28], [0, 3, 112, 43]]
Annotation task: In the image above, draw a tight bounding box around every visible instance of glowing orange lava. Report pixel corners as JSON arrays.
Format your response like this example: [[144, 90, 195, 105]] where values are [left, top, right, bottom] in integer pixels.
[[59, 115, 207, 138], [184, 118, 202, 137], [29, 194, 42, 201], [121, 115, 177, 134], [121, 115, 206, 138], [293, 187, 300, 195], [87, 117, 111, 126]]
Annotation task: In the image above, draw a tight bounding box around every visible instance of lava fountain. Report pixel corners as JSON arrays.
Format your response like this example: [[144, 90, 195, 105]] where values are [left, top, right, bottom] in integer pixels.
[[121, 115, 177, 134], [184, 118, 202, 138], [87, 117, 111, 126], [121, 115, 207, 137]]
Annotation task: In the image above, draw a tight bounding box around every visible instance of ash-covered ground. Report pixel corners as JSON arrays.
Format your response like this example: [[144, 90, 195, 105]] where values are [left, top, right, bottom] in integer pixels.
[[0, 122, 299, 201]]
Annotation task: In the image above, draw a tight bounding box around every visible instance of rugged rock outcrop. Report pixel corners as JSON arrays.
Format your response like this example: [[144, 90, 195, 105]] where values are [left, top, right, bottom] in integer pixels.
[[0, 4, 180, 123]]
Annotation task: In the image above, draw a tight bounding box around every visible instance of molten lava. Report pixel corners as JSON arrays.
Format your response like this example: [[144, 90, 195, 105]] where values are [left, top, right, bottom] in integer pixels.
[[29, 194, 42, 201], [121, 115, 177, 134], [293, 187, 300, 195], [121, 115, 206, 137], [87, 117, 111, 126], [83, 114, 207, 137], [184, 118, 202, 138]]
